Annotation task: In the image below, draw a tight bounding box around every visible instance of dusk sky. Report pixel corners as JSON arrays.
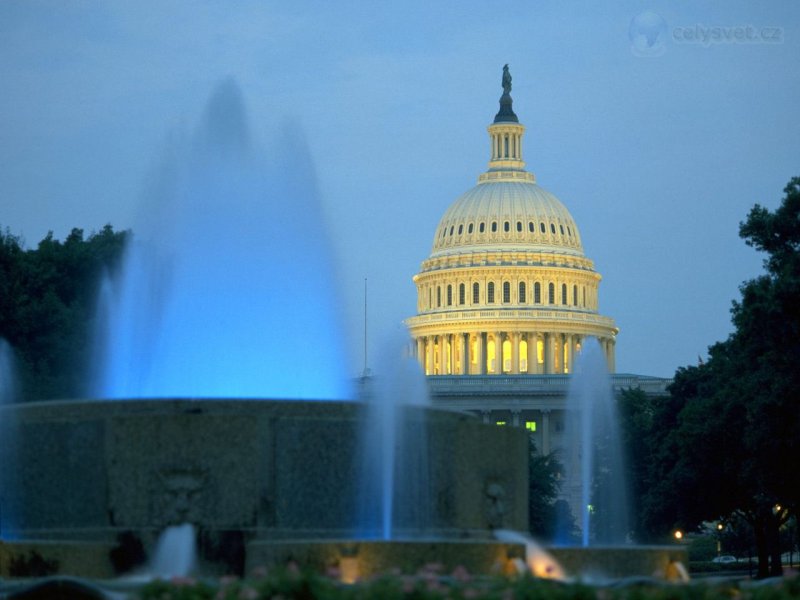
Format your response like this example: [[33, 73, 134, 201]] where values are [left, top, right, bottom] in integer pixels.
[[1, 1, 798, 379]]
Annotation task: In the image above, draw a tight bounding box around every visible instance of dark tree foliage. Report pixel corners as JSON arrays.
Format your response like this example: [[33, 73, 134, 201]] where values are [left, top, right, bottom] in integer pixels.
[[638, 177, 800, 578], [0, 225, 128, 401]]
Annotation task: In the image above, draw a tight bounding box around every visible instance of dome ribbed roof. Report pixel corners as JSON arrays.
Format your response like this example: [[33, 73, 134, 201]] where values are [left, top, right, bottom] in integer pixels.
[[430, 180, 584, 258]]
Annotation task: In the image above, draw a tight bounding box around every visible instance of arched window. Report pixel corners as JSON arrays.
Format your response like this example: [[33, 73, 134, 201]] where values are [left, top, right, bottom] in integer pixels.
[[491, 221, 498, 233], [540, 222, 546, 233], [472, 282, 480, 304], [479, 222, 485, 233], [459, 283, 465, 305], [449, 225, 454, 236], [582, 286, 586, 307], [502, 339, 512, 372], [487, 282, 495, 304], [534, 282, 541, 304], [519, 339, 528, 373], [517, 221, 523, 232], [458, 224, 463, 235], [548, 282, 555, 304], [437, 286, 442, 307], [561, 283, 568, 305], [502, 281, 510, 303], [487, 339, 497, 373], [447, 284, 453, 306], [528, 221, 534, 232], [428, 287, 432, 309], [573, 284, 578, 306], [560, 224, 565, 235], [519, 282, 526, 303], [504, 221, 510, 232], [468, 223, 474, 234], [550, 223, 556, 234]]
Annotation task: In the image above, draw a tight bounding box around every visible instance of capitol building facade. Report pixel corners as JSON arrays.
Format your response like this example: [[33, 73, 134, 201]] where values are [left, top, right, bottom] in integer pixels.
[[405, 68, 668, 464]]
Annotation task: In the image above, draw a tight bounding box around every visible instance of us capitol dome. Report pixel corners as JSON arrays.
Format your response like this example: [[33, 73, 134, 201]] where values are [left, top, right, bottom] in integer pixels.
[[406, 65, 618, 378]]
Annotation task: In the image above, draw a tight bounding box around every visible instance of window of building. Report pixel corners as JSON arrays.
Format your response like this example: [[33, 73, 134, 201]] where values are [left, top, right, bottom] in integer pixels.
[[459, 283, 465, 305], [548, 282, 555, 304], [561, 283, 567, 305], [502, 281, 510, 303], [491, 221, 498, 233], [529, 221, 534, 232], [567, 226, 572, 237], [487, 339, 496, 372], [550, 223, 556, 234], [519, 282, 526, 304], [534, 282, 541, 304], [487, 282, 495, 304], [437, 286, 441, 307], [537, 339, 544, 364], [472, 282, 479, 304], [520, 339, 528, 372], [496, 421, 506, 426], [502, 339, 512, 372], [560, 224, 565, 235], [447, 284, 453, 306], [540, 222, 546, 233], [504, 221, 510, 232], [582, 286, 586, 307], [573, 285, 578, 306], [449, 225, 454, 236], [479, 222, 485, 233], [468, 223, 474, 234], [517, 221, 523, 232], [458, 224, 463, 235], [525, 421, 537, 432]]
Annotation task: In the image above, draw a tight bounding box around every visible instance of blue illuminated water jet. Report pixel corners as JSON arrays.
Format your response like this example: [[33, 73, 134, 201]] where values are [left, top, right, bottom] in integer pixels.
[[94, 80, 352, 400], [564, 337, 629, 546]]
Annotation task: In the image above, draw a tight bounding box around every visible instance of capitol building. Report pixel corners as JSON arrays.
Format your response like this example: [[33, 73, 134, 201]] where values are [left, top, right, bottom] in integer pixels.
[[405, 67, 668, 460]]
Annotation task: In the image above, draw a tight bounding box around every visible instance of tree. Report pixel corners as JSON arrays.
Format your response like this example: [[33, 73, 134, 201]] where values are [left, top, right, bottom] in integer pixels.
[[639, 177, 800, 577], [528, 436, 576, 541], [0, 225, 128, 401]]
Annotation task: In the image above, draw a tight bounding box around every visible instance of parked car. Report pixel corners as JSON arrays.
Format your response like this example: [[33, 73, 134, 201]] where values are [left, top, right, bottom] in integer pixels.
[[712, 555, 737, 564]]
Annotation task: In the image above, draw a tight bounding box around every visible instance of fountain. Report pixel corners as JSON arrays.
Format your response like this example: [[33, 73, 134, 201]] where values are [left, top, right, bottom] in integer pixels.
[[0, 80, 530, 581], [564, 337, 630, 546]]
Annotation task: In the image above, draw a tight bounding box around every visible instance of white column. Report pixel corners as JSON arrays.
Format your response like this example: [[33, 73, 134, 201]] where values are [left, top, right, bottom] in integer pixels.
[[511, 332, 520, 374], [458, 333, 467, 375], [544, 332, 553, 374], [565, 334, 573, 374], [416, 337, 425, 372]]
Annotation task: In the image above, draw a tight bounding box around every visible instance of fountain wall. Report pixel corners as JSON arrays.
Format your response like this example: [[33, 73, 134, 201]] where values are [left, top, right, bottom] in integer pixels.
[[1, 398, 527, 573]]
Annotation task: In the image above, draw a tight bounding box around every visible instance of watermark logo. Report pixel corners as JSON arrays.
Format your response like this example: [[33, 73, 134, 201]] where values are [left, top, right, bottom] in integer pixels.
[[629, 11, 784, 56], [629, 11, 668, 57]]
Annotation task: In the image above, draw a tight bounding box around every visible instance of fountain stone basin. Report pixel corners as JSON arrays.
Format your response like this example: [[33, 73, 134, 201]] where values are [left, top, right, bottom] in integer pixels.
[[0, 398, 528, 577]]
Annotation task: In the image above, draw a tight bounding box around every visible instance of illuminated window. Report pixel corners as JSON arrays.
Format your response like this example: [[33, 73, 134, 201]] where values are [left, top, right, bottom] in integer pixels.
[[525, 421, 537, 432], [491, 221, 498, 233], [502, 281, 510, 303], [468, 223, 474, 234], [516, 221, 523, 232], [437, 286, 441, 307], [487, 339, 496, 372], [470, 337, 478, 364], [504, 221, 510, 232], [487, 282, 495, 304], [519, 282, 526, 304], [520, 339, 528, 372], [447, 284, 453, 306], [540, 222, 546, 233], [496, 421, 507, 426], [528, 221, 534, 232], [573, 285, 578, 306], [502, 339, 512, 372], [562, 283, 567, 305], [548, 283, 555, 304], [472, 282, 479, 304], [534, 282, 541, 304], [459, 283, 465, 305], [537, 339, 544, 364], [479, 222, 485, 233], [458, 224, 463, 235]]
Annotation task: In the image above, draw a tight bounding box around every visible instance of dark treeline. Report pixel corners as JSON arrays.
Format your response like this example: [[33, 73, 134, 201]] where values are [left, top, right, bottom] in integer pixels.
[[622, 177, 800, 578], [0, 225, 128, 401]]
